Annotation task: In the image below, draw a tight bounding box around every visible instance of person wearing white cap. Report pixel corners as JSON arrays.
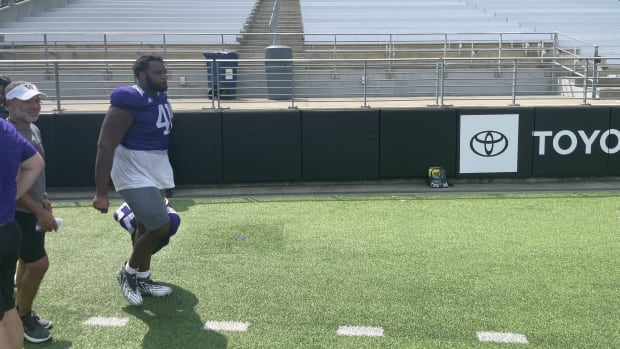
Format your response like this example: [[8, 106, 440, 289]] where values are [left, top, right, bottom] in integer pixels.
[[4, 81, 55, 343], [0, 117, 45, 349], [4, 82, 47, 102]]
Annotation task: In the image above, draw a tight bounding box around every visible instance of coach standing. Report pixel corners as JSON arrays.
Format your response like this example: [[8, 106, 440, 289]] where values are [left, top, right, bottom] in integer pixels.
[[5, 81, 57, 343], [0, 117, 45, 349]]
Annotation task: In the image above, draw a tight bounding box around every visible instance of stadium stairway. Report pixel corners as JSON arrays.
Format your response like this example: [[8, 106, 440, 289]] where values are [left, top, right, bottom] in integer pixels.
[[236, 0, 305, 97]]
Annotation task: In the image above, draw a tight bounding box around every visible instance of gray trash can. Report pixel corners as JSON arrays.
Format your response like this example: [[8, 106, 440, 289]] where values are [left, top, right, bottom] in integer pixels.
[[264, 45, 293, 100], [203, 50, 238, 100]]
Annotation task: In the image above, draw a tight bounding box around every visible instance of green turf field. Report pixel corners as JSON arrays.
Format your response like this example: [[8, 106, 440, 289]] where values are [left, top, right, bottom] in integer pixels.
[[26, 192, 620, 348]]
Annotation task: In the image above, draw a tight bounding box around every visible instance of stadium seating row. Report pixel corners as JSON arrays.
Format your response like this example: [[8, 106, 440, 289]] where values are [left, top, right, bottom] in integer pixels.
[[1, 0, 257, 43], [298, 0, 620, 57], [1, 0, 619, 60], [0, 0, 25, 8]]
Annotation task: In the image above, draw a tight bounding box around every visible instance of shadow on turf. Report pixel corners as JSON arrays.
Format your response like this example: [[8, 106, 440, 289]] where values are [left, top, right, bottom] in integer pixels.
[[24, 340, 71, 349], [123, 285, 227, 348]]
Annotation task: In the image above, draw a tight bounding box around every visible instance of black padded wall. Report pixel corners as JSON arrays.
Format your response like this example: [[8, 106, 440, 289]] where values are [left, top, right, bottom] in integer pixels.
[[51, 113, 104, 187], [221, 110, 301, 182], [302, 110, 380, 180], [532, 107, 610, 177], [380, 108, 457, 178], [170, 112, 223, 185]]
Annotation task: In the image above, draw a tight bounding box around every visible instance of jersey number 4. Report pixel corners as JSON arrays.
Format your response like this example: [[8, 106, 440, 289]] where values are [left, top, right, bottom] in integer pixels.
[[156, 104, 173, 135]]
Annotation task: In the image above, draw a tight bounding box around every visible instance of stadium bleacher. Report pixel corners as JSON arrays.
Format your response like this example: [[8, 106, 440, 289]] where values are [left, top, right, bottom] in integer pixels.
[[1, 0, 619, 102], [298, 0, 620, 57], [1, 0, 619, 57], [0, 0, 257, 43]]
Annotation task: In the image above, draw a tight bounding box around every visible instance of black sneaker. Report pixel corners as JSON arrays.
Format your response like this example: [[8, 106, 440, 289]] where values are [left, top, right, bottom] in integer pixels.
[[21, 311, 52, 343], [32, 311, 53, 330], [116, 263, 143, 306], [137, 277, 172, 297]]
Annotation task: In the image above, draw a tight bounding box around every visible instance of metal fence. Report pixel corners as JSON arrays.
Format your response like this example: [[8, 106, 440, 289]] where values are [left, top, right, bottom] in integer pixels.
[[0, 54, 617, 112], [1, 31, 618, 112], [0, 31, 602, 60]]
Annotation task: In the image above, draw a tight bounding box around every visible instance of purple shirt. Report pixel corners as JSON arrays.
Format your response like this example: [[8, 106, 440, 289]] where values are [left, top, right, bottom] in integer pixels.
[[0, 118, 38, 224], [110, 85, 172, 151]]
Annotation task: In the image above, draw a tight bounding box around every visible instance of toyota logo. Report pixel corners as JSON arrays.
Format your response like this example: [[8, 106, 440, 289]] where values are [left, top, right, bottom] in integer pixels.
[[470, 131, 508, 157]]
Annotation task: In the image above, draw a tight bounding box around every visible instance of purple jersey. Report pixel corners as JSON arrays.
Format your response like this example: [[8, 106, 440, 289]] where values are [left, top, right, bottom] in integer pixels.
[[0, 118, 38, 224], [110, 85, 172, 151]]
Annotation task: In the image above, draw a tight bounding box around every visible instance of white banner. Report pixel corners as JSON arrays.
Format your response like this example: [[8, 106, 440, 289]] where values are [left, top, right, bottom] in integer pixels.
[[459, 114, 519, 173]]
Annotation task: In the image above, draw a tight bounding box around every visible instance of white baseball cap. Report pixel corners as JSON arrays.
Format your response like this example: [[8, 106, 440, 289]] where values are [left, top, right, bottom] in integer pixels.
[[5, 82, 47, 101]]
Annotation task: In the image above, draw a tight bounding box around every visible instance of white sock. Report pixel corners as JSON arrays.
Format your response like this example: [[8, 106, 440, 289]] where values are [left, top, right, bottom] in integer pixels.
[[137, 270, 150, 279], [125, 263, 138, 274]]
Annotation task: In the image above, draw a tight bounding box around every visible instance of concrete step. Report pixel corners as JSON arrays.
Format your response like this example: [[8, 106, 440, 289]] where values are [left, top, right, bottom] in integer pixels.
[[599, 88, 620, 99]]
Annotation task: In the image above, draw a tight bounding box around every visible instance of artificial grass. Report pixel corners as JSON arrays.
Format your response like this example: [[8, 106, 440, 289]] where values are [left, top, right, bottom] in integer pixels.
[[26, 192, 620, 348]]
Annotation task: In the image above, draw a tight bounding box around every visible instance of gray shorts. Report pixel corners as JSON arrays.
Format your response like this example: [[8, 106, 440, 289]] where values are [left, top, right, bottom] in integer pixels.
[[118, 187, 169, 231]]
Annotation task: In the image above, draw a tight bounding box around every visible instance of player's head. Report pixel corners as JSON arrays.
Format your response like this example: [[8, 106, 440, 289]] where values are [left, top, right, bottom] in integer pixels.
[[4, 81, 47, 123], [133, 55, 168, 93]]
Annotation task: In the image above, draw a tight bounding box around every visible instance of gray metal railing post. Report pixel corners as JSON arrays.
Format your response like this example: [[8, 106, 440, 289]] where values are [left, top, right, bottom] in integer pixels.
[[210, 58, 217, 110], [290, 64, 297, 109], [592, 45, 599, 99], [163, 34, 167, 56], [552, 33, 559, 93], [103, 34, 111, 78], [103, 33, 108, 61], [362, 60, 368, 108], [43, 33, 49, 60], [433, 59, 446, 107], [434, 60, 440, 106], [440, 59, 446, 106], [582, 60, 589, 105], [43, 34, 52, 79], [333, 34, 337, 66], [53, 62, 64, 113], [497, 33, 503, 76], [510, 59, 519, 106], [388, 34, 394, 74], [331, 35, 338, 78]]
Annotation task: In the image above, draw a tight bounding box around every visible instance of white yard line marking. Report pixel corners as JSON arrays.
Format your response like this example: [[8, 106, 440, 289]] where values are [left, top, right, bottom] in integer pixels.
[[337, 326, 384, 337], [83, 316, 129, 327], [476, 331, 528, 344], [204, 321, 250, 332]]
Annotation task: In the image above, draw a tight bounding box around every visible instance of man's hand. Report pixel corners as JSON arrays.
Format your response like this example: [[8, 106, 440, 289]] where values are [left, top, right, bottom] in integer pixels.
[[35, 210, 58, 232], [92, 194, 109, 214]]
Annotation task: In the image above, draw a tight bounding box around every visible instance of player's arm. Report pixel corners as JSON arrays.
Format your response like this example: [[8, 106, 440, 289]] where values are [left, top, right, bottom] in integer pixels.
[[16, 193, 57, 232], [16, 152, 44, 199], [92, 106, 132, 213]]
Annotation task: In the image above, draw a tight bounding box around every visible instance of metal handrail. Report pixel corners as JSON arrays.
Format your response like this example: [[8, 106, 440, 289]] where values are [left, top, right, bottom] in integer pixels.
[[268, 0, 281, 46], [1, 55, 616, 112], [0, 31, 601, 58]]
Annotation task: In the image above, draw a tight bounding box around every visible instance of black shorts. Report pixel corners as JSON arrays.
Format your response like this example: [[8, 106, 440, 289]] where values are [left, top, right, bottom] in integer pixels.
[[0, 220, 22, 319], [15, 211, 47, 263]]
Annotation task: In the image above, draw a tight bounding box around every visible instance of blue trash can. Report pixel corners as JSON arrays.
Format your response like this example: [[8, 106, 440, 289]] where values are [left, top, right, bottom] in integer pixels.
[[203, 51, 238, 100]]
